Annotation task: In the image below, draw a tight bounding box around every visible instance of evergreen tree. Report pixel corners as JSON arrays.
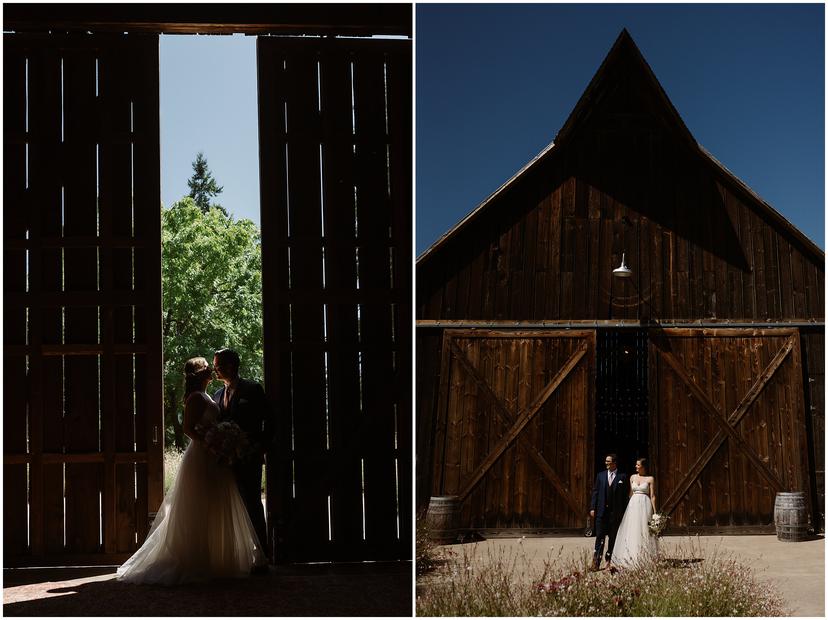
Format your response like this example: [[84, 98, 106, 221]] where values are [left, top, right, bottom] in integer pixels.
[[161, 197, 262, 448], [187, 152, 225, 214]]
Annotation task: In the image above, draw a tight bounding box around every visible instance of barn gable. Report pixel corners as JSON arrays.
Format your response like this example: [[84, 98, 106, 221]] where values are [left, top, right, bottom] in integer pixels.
[[417, 29, 823, 323]]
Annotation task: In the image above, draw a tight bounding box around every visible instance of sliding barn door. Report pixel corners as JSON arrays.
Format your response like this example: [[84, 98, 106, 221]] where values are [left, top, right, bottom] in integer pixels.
[[4, 33, 163, 566], [434, 330, 595, 531], [650, 328, 810, 530], [257, 37, 411, 562]]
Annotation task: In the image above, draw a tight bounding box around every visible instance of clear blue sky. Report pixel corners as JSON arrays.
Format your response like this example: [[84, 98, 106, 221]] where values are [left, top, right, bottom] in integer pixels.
[[416, 4, 825, 255], [160, 34, 260, 224]]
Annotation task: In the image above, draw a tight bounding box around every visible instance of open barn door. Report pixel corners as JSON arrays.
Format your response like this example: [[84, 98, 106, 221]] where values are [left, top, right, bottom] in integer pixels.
[[649, 328, 810, 531], [4, 33, 163, 566], [257, 36, 411, 562], [433, 330, 595, 532]]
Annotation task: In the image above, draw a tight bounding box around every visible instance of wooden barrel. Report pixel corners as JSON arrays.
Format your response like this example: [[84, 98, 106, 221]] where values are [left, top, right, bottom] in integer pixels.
[[774, 492, 808, 542], [426, 496, 460, 544]]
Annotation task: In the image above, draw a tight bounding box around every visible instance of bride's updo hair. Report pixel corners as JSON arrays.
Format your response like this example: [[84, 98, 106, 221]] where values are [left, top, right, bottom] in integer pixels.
[[183, 357, 212, 402], [636, 457, 650, 473]]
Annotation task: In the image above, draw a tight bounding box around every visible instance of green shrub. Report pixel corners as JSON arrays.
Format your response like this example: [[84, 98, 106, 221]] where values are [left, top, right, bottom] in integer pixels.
[[416, 540, 784, 617]]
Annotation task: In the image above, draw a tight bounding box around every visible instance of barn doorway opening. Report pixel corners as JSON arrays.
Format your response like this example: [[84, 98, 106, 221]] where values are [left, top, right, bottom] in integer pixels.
[[595, 329, 649, 477]]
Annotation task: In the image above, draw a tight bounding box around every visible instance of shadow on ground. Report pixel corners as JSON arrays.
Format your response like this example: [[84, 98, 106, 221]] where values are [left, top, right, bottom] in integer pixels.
[[4, 562, 412, 617]]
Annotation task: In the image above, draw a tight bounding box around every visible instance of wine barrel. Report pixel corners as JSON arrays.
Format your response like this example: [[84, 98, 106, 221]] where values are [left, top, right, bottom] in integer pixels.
[[426, 496, 460, 544], [774, 492, 808, 542]]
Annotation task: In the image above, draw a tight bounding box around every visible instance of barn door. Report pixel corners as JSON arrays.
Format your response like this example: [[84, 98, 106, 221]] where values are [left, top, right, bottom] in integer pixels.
[[650, 328, 810, 530], [4, 33, 163, 565], [257, 37, 411, 562], [434, 330, 595, 531]]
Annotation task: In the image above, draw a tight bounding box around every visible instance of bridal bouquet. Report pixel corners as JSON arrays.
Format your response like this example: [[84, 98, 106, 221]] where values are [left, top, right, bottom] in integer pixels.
[[648, 512, 669, 537], [198, 420, 250, 465]]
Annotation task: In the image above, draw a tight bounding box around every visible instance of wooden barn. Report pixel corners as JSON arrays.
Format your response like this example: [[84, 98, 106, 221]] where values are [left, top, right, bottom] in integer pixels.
[[4, 4, 411, 567], [416, 30, 824, 535]]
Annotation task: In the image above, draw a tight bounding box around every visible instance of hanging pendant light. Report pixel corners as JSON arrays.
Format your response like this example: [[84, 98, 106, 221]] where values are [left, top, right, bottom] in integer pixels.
[[613, 252, 632, 278]]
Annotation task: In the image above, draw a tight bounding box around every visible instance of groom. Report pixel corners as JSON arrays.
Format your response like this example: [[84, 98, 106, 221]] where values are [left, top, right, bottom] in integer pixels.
[[589, 453, 629, 570], [213, 348, 274, 565]]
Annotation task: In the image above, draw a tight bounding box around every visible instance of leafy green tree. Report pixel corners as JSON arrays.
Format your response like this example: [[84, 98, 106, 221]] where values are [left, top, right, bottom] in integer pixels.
[[187, 152, 225, 214], [161, 197, 262, 448]]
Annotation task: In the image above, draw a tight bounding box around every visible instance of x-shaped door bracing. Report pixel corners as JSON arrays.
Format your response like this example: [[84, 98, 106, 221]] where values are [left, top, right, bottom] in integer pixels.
[[450, 338, 587, 518], [655, 334, 794, 518]]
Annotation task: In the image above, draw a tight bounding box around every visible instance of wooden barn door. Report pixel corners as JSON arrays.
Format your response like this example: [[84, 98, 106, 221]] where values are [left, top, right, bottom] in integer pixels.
[[4, 34, 163, 565], [650, 328, 810, 530], [434, 330, 595, 531], [257, 37, 411, 562]]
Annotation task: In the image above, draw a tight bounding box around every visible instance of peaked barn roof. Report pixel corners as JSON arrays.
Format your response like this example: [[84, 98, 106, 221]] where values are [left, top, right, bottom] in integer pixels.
[[418, 29, 823, 266]]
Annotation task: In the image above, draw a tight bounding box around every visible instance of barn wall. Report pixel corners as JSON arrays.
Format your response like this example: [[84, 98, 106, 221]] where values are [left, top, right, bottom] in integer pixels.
[[417, 143, 823, 324], [415, 30, 824, 529]]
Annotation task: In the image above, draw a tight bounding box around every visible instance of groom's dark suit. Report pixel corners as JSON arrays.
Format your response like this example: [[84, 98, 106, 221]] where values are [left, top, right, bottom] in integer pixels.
[[590, 467, 629, 565], [214, 378, 274, 559]]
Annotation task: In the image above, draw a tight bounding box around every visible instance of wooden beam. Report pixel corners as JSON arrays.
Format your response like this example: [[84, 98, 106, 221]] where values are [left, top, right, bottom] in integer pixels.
[[4, 452, 148, 464], [3, 4, 412, 36]]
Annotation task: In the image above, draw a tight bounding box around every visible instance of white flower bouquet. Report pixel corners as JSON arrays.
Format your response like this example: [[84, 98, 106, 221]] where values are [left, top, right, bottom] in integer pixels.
[[197, 420, 250, 465], [648, 512, 669, 537]]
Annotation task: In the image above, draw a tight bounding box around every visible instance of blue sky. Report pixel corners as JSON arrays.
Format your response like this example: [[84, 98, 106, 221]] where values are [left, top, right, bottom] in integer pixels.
[[416, 3, 825, 255], [160, 34, 260, 224]]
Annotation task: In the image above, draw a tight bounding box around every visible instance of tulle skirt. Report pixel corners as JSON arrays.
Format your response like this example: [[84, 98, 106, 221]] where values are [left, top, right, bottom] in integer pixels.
[[612, 493, 658, 568], [117, 440, 267, 585]]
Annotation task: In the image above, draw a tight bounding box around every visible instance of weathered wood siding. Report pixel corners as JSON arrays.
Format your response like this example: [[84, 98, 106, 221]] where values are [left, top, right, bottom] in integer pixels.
[[258, 36, 411, 562], [417, 151, 822, 324], [4, 33, 162, 566]]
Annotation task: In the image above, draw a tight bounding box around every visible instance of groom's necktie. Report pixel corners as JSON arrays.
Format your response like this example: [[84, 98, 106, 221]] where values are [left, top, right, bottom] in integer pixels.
[[608, 471, 614, 487]]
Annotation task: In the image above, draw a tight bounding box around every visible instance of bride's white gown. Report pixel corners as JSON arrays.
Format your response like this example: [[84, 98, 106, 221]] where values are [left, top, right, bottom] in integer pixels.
[[117, 392, 267, 584], [612, 479, 658, 568]]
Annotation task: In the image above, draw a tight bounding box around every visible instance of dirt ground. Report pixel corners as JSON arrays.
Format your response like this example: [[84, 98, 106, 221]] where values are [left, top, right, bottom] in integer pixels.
[[428, 534, 824, 617], [3, 561, 412, 616]]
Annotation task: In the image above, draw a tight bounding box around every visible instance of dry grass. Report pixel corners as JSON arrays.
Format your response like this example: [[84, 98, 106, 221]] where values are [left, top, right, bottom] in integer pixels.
[[416, 538, 784, 616]]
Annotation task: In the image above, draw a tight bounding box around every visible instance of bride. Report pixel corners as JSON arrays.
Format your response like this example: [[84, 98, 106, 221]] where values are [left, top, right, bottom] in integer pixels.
[[611, 457, 658, 568], [117, 357, 267, 584]]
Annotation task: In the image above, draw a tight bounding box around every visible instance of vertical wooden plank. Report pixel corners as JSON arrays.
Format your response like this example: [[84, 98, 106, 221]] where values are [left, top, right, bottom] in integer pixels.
[[751, 214, 768, 319], [257, 39, 291, 562], [481, 338, 500, 526], [3, 353, 29, 558], [512, 339, 530, 524], [499, 339, 517, 526], [126, 34, 162, 537], [431, 332, 452, 498], [763, 226, 782, 319], [443, 341, 462, 496], [777, 239, 795, 319], [459, 339, 481, 527], [524, 338, 542, 525], [376, 41, 410, 555], [415, 330, 441, 508]]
